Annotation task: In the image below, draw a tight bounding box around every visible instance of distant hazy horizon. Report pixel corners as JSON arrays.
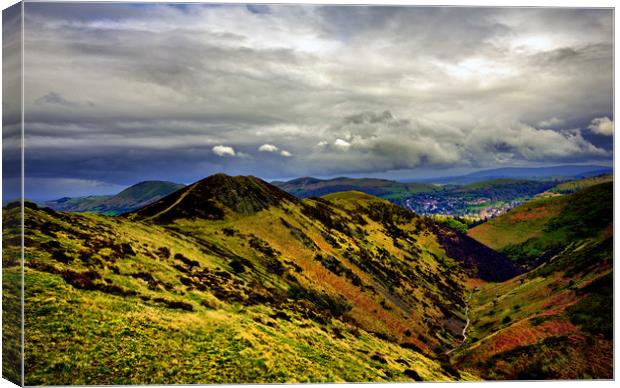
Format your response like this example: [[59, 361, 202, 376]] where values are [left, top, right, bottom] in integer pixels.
[[9, 163, 610, 203], [2, 3, 613, 201]]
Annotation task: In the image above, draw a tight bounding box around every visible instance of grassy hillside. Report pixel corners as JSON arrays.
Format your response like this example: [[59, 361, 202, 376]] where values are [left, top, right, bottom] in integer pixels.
[[548, 174, 613, 194], [454, 182, 613, 379], [467, 196, 565, 251], [7, 175, 612, 383], [469, 182, 612, 270], [455, 242, 612, 379], [2, 202, 22, 385], [42, 180, 185, 215], [273, 177, 438, 202], [468, 175, 613, 249], [8, 175, 518, 384]]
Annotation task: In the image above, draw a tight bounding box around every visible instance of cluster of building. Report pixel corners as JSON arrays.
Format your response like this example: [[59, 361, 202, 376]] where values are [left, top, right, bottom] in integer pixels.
[[404, 195, 523, 221]]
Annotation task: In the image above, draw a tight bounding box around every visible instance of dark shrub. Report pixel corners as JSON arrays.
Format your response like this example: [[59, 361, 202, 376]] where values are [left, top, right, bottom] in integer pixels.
[[229, 259, 246, 273], [404, 369, 423, 381], [249, 236, 279, 257], [175, 253, 200, 268], [400, 342, 423, 353], [51, 250, 72, 263], [222, 227, 236, 237], [153, 297, 193, 311], [120, 243, 135, 256], [155, 246, 170, 259], [370, 353, 388, 364]]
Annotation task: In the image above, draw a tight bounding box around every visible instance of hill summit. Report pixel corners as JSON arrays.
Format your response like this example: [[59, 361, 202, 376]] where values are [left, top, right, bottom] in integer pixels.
[[130, 174, 299, 222]]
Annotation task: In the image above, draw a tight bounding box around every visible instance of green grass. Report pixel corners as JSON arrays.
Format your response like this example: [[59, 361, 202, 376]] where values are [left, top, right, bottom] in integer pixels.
[[430, 215, 468, 234], [10, 188, 482, 384], [11, 176, 614, 383], [452, 182, 613, 379], [467, 196, 564, 250], [549, 174, 612, 194], [24, 268, 466, 385], [469, 182, 612, 270], [2, 267, 22, 385], [565, 272, 613, 339], [2, 205, 23, 385]]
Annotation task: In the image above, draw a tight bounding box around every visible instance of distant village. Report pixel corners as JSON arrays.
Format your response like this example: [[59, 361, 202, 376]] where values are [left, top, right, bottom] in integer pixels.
[[404, 195, 524, 221]]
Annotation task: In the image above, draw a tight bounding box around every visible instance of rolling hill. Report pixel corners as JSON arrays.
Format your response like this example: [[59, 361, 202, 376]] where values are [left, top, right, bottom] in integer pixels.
[[547, 173, 613, 194], [457, 165, 612, 181], [466, 196, 566, 254], [3, 174, 612, 383], [275, 176, 557, 221], [4, 174, 522, 384], [456, 181, 613, 379], [41, 180, 185, 215], [272, 176, 438, 201], [468, 181, 612, 270]]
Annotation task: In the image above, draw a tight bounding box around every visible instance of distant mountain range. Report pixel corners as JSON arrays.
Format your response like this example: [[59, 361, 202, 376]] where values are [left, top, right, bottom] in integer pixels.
[[41, 180, 185, 215], [37, 165, 611, 217], [272, 165, 611, 201], [406, 164, 612, 185], [272, 172, 609, 221], [272, 176, 438, 201]]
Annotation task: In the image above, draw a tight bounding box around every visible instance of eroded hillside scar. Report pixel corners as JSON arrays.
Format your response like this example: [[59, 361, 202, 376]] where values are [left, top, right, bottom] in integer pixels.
[[146, 183, 198, 221], [445, 289, 473, 355]]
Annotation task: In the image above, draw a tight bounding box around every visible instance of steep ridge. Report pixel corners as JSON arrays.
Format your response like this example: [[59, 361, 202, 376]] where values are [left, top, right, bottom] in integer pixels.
[[11, 175, 514, 384], [455, 182, 613, 379]]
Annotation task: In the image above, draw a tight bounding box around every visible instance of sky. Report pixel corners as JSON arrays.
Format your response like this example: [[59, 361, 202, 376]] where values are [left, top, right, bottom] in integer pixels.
[[3, 3, 614, 200]]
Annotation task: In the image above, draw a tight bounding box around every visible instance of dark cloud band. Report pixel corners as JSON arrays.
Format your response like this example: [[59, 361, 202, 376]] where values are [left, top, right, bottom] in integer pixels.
[[18, 4, 613, 200]]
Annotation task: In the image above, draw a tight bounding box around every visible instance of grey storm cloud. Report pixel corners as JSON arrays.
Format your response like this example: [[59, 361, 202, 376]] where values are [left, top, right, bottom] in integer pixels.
[[35, 92, 94, 108], [14, 3, 613, 200]]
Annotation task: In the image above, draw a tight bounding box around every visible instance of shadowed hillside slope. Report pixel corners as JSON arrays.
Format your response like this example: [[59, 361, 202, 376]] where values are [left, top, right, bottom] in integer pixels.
[[430, 223, 520, 282], [455, 182, 613, 379]]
